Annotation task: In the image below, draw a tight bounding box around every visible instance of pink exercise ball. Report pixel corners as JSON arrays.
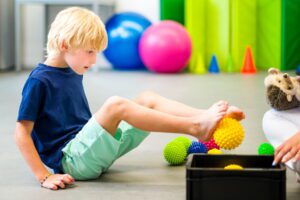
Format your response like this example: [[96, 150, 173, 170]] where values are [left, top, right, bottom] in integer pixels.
[[139, 20, 192, 73]]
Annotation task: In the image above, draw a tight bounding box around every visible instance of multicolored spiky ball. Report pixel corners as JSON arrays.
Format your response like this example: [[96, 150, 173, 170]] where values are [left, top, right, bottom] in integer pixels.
[[163, 141, 187, 165], [208, 148, 223, 155], [173, 136, 192, 150], [224, 164, 244, 170], [213, 117, 244, 150], [258, 143, 275, 155], [202, 138, 220, 151], [188, 141, 208, 154]]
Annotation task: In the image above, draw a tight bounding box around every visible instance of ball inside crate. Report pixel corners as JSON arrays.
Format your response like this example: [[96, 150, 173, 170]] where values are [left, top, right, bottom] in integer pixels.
[[186, 154, 286, 200]]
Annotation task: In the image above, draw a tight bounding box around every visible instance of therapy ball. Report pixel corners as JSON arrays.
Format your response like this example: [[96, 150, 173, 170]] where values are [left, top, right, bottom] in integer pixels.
[[173, 136, 192, 150], [139, 20, 192, 73], [163, 141, 187, 165], [208, 148, 223, 155], [188, 141, 208, 154], [213, 118, 245, 150], [258, 143, 274, 155], [224, 164, 244, 170], [104, 12, 151, 70]]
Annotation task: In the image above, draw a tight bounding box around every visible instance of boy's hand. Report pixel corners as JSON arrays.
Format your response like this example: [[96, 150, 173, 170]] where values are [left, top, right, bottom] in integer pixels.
[[274, 132, 300, 165], [41, 174, 75, 190]]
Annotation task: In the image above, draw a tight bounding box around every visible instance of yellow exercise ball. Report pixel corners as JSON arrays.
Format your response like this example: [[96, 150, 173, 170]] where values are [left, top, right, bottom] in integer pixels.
[[213, 117, 244, 150]]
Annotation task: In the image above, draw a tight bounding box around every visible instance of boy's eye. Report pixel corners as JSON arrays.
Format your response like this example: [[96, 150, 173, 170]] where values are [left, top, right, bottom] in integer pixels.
[[88, 50, 94, 54]]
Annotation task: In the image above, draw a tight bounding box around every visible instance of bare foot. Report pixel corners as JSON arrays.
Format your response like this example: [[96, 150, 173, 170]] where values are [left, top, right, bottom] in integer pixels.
[[225, 106, 245, 121], [192, 102, 228, 141], [208, 100, 228, 112]]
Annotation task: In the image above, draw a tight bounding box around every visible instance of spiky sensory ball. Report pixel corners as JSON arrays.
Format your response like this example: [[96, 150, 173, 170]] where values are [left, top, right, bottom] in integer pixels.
[[163, 141, 187, 165], [173, 136, 192, 150], [213, 117, 244, 150], [202, 138, 220, 151], [208, 148, 223, 155], [258, 143, 275, 155], [224, 164, 244, 170], [188, 141, 208, 154]]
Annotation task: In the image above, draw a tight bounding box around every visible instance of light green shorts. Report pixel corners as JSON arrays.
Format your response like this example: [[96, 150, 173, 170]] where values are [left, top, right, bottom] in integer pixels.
[[61, 116, 149, 180]]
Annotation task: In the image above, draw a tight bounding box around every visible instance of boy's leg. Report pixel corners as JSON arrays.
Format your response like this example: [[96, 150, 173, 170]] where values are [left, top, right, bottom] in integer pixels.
[[115, 121, 150, 158], [62, 117, 122, 180], [134, 91, 208, 116], [94, 96, 227, 141], [62, 95, 227, 179], [134, 91, 244, 120]]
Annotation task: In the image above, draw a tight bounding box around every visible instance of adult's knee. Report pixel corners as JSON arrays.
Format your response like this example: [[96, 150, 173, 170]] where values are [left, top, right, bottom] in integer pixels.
[[262, 110, 290, 148], [262, 110, 274, 130]]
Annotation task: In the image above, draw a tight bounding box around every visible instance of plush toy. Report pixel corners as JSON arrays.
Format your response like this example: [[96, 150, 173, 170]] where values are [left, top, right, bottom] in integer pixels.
[[264, 68, 300, 110]]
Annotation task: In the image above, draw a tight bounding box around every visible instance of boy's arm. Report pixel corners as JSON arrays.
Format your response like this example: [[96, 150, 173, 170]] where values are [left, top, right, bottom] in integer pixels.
[[14, 121, 49, 182], [14, 121, 74, 190]]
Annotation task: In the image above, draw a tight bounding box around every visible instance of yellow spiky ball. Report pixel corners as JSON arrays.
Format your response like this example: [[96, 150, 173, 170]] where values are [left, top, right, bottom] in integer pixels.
[[224, 164, 243, 170], [213, 117, 244, 150], [207, 148, 223, 155]]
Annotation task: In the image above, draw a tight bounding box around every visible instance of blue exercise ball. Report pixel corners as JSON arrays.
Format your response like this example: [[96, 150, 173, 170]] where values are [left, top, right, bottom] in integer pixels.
[[103, 12, 152, 70]]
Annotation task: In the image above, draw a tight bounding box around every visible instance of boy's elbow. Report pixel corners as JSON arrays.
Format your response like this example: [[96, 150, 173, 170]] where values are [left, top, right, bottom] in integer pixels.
[[14, 128, 23, 146], [14, 121, 33, 145]]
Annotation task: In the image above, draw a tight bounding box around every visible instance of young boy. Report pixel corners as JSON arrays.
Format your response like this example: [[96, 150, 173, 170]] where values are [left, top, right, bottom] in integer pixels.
[[15, 7, 245, 190]]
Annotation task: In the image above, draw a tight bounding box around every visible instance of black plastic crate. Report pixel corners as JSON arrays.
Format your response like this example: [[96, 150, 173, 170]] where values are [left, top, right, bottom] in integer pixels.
[[186, 154, 286, 200]]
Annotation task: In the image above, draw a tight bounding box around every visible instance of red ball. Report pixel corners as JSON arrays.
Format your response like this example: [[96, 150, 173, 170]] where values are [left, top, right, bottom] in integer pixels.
[[201, 138, 220, 151]]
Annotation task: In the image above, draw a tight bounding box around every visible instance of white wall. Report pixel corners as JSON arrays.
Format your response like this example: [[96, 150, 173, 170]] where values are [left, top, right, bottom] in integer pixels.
[[0, 0, 15, 70], [116, 0, 160, 23], [21, 0, 160, 69], [22, 5, 45, 68]]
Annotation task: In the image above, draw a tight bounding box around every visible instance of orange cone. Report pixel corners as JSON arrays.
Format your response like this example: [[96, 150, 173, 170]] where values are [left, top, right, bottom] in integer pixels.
[[241, 46, 256, 74]]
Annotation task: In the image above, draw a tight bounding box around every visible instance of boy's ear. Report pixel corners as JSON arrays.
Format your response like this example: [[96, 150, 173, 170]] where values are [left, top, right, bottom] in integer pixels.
[[268, 68, 280, 75], [296, 76, 300, 83], [60, 41, 68, 52]]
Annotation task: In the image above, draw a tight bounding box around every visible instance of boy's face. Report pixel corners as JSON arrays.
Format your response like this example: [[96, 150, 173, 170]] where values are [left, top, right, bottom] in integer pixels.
[[64, 48, 97, 75]]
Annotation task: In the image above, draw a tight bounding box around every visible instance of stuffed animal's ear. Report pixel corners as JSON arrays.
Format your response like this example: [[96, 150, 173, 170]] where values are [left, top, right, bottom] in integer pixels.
[[283, 73, 289, 78], [268, 68, 279, 75]]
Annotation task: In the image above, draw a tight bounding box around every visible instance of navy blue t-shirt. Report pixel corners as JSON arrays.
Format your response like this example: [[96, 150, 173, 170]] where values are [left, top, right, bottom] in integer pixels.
[[17, 63, 92, 173]]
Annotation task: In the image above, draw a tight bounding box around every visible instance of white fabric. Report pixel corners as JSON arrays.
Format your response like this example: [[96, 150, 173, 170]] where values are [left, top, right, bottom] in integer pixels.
[[262, 107, 300, 173]]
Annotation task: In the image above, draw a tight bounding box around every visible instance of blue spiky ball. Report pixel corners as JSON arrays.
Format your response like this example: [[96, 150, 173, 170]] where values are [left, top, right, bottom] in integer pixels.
[[188, 141, 208, 154]]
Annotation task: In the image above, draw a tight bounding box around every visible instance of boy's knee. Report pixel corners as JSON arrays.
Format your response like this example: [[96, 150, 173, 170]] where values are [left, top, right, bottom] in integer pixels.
[[101, 96, 128, 117], [135, 91, 157, 108], [103, 95, 126, 110]]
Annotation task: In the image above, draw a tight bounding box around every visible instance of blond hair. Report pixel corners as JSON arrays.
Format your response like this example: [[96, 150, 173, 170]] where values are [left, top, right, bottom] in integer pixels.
[[46, 7, 107, 57]]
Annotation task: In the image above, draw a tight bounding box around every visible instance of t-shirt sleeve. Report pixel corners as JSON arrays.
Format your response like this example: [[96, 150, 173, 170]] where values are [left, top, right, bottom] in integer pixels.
[[17, 78, 46, 122]]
